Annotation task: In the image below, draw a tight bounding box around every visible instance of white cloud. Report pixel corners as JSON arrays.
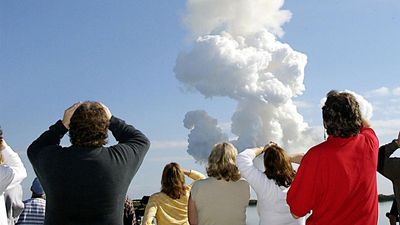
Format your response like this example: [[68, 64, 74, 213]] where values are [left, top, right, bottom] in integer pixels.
[[366, 87, 390, 97], [183, 0, 291, 38], [393, 87, 400, 96], [293, 100, 314, 109], [372, 119, 400, 139]]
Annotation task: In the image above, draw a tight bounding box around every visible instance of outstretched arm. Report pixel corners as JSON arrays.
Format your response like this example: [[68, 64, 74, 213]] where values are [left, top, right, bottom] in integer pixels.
[[183, 169, 206, 181], [290, 153, 305, 164]]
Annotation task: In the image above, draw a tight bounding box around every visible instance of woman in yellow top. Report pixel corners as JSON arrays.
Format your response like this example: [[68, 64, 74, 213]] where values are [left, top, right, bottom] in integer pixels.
[[142, 162, 205, 225]]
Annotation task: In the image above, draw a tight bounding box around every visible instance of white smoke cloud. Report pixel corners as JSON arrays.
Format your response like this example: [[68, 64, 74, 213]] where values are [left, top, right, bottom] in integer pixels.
[[176, 0, 322, 162], [183, 0, 291, 37], [183, 110, 228, 163]]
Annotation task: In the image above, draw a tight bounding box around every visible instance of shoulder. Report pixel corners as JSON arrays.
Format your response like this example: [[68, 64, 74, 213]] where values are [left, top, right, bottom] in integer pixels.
[[149, 192, 164, 200], [237, 178, 249, 186], [236, 179, 250, 191], [191, 178, 212, 192]]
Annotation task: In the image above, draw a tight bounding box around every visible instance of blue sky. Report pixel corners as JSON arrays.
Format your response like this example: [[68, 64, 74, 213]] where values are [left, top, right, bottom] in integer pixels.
[[1, 0, 400, 199]]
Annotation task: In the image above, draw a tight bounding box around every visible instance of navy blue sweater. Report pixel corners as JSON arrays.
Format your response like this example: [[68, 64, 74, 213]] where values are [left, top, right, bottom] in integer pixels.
[[28, 116, 150, 225]]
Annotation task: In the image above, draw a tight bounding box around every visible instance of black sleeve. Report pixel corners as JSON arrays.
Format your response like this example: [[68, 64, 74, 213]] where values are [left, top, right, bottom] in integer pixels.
[[108, 116, 150, 172], [377, 140, 400, 179], [27, 120, 68, 163]]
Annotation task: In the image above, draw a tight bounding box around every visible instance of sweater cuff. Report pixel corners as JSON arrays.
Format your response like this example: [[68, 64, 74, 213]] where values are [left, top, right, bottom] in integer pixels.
[[108, 116, 120, 131], [54, 120, 69, 136], [393, 139, 400, 148]]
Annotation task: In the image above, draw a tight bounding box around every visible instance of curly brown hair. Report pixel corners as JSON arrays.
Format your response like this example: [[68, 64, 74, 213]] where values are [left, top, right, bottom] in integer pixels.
[[69, 102, 109, 148], [263, 145, 295, 188], [161, 162, 188, 199], [206, 142, 241, 182], [322, 90, 363, 138]]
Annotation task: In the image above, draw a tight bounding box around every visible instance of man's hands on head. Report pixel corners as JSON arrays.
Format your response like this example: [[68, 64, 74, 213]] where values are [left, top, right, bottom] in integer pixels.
[[62, 102, 82, 130], [99, 103, 112, 121]]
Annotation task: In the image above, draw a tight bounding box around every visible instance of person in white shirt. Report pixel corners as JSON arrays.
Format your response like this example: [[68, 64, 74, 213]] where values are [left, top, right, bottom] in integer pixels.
[[0, 129, 27, 225], [236, 142, 304, 225]]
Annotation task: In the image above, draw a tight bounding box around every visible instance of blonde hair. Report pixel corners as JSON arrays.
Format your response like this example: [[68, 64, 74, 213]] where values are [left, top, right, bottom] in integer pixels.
[[206, 142, 241, 182]]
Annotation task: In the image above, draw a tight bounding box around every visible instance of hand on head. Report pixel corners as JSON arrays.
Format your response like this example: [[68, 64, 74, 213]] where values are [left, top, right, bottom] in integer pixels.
[[99, 103, 112, 120], [62, 102, 82, 129], [263, 141, 277, 152], [62, 102, 112, 130]]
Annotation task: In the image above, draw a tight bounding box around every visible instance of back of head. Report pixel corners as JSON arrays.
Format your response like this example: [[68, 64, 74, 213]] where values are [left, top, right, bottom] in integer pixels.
[[69, 101, 109, 148], [161, 162, 187, 199], [263, 145, 295, 188], [322, 90, 362, 138], [31, 177, 45, 196], [206, 142, 241, 182]]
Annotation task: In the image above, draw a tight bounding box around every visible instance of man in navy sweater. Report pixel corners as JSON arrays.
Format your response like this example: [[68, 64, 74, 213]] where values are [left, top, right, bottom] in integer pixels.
[[28, 102, 150, 225]]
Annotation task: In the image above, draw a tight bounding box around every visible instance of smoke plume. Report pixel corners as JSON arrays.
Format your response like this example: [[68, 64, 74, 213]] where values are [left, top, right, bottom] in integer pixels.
[[176, 0, 368, 162]]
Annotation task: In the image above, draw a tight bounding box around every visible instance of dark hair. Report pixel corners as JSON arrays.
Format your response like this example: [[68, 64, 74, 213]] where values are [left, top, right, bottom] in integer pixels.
[[0, 127, 3, 140], [161, 162, 187, 199], [263, 145, 295, 188], [69, 102, 109, 147], [322, 90, 362, 138]]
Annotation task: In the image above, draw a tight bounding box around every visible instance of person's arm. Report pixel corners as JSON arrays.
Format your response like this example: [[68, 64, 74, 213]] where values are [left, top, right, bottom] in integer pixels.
[[142, 196, 158, 225], [188, 194, 198, 225], [0, 165, 14, 194], [289, 153, 304, 164], [27, 103, 81, 162], [183, 169, 206, 181], [108, 116, 150, 176], [287, 150, 318, 219], [377, 131, 400, 178], [236, 145, 275, 195], [1, 144, 27, 190]]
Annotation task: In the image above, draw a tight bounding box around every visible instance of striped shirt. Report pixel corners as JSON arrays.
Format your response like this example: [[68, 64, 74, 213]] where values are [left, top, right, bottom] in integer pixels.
[[16, 198, 46, 225]]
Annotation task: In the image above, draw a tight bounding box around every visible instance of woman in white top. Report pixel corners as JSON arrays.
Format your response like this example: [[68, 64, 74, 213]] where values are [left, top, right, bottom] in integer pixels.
[[188, 142, 250, 225], [236, 142, 304, 225], [0, 135, 27, 225]]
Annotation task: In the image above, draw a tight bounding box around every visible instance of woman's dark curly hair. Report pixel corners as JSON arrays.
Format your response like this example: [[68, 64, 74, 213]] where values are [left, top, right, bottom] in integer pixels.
[[69, 102, 109, 148], [263, 145, 295, 188], [161, 162, 188, 199], [322, 90, 363, 138]]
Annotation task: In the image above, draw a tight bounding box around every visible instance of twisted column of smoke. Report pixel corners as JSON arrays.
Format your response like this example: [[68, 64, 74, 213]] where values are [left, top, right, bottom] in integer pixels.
[[174, 0, 372, 163]]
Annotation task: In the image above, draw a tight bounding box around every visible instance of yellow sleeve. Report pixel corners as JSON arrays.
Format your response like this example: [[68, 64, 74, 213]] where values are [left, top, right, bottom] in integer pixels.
[[188, 170, 206, 181], [142, 195, 158, 225]]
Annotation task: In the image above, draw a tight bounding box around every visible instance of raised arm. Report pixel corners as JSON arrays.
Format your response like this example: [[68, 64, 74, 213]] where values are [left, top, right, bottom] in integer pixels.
[[1, 144, 27, 190], [183, 169, 206, 181], [236, 144, 275, 195], [377, 131, 400, 179], [27, 103, 80, 161], [0, 139, 15, 193], [108, 116, 150, 154], [289, 153, 305, 164]]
